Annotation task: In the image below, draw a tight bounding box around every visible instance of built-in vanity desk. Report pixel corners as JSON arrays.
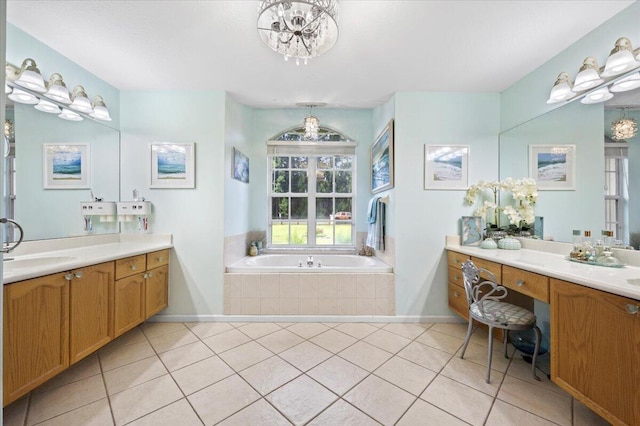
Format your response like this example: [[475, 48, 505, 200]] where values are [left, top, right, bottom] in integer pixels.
[[2, 234, 173, 406], [446, 240, 640, 426]]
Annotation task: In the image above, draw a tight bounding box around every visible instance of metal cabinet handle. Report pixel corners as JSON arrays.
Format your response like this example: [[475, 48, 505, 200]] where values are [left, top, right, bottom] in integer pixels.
[[454, 258, 460, 264], [625, 304, 639, 315], [455, 275, 460, 281], [75, 271, 83, 279], [453, 291, 459, 297], [157, 256, 164, 262], [130, 264, 137, 270], [516, 279, 525, 287], [64, 273, 74, 281], [147, 272, 153, 278]]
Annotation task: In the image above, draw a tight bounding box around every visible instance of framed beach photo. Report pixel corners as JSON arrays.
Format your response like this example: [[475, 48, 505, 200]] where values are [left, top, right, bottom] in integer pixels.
[[150, 142, 195, 188], [232, 147, 250, 183], [424, 145, 469, 190], [529, 144, 575, 190], [371, 119, 394, 194], [461, 216, 483, 246], [43, 143, 90, 189]]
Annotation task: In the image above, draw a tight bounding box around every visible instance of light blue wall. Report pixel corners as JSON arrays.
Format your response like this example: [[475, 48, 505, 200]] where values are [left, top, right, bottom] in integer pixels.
[[394, 92, 500, 316], [120, 90, 226, 316], [372, 97, 396, 237]]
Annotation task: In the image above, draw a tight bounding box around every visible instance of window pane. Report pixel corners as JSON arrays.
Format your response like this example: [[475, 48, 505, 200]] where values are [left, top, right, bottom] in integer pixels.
[[335, 198, 352, 216], [291, 156, 308, 169], [335, 156, 352, 169], [317, 156, 333, 169], [272, 197, 289, 219], [273, 156, 289, 168], [316, 198, 333, 219], [316, 222, 334, 245], [291, 171, 308, 193], [317, 171, 333, 193], [273, 170, 289, 193], [290, 223, 308, 244], [335, 171, 352, 193], [271, 223, 289, 245], [335, 223, 353, 245], [291, 197, 308, 219]]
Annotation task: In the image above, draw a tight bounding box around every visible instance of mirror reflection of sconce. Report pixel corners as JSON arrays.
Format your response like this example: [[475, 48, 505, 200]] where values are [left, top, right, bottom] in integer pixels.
[[547, 37, 640, 105], [3, 119, 14, 158]]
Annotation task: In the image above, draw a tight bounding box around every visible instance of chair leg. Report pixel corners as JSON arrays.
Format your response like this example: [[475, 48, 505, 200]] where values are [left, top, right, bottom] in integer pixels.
[[486, 326, 494, 384], [531, 326, 541, 381], [503, 329, 509, 359], [460, 317, 474, 359]]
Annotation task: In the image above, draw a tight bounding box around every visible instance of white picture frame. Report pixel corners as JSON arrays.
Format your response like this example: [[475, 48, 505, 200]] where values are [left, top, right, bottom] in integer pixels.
[[150, 142, 195, 189], [529, 144, 576, 190], [424, 145, 469, 190], [43, 143, 90, 189]]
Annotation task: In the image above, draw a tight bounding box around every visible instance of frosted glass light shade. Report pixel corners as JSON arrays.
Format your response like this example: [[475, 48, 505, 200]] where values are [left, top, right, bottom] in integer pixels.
[[8, 88, 39, 104], [610, 72, 640, 93], [4, 83, 11, 94], [89, 95, 112, 121], [14, 59, 46, 93], [601, 38, 640, 78], [581, 87, 613, 104], [69, 85, 93, 113], [547, 72, 576, 104], [44, 73, 72, 104], [572, 57, 603, 92], [58, 108, 83, 121], [34, 99, 62, 114]]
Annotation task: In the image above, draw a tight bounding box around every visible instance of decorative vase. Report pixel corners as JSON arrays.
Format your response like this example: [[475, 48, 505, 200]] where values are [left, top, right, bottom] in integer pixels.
[[497, 237, 521, 250], [480, 238, 498, 249]]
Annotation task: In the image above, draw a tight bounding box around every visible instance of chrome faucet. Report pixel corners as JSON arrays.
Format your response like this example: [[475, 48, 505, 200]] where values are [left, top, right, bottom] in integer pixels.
[[307, 256, 313, 267]]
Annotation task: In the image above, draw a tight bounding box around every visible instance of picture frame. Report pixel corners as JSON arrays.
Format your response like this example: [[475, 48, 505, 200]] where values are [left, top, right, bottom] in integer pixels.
[[43, 143, 90, 189], [461, 216, 483, 246], [150, 142, 195, 189], [232, 147, 250, 183], [424, 145, 469, 190], [371, 119, 394, 194], [529, 144, 576, 190]]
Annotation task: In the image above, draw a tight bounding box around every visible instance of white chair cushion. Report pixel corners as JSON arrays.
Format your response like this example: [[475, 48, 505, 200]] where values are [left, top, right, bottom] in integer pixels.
[[470, 300, 536, 326]]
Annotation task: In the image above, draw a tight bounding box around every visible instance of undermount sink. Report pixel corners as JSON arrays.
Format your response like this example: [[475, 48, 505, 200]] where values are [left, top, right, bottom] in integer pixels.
[[4, 256, 77, 270]]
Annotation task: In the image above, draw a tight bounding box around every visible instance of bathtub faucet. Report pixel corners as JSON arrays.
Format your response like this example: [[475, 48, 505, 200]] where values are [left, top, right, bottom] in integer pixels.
[[307, 256, 313, 267]]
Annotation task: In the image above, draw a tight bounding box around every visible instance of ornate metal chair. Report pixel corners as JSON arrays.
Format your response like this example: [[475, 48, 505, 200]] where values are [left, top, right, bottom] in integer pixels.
[[460, 260, 541, 383]]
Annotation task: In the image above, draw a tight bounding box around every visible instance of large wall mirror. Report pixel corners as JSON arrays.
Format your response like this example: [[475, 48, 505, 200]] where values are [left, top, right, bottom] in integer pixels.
[[499, 85, 639, 247]]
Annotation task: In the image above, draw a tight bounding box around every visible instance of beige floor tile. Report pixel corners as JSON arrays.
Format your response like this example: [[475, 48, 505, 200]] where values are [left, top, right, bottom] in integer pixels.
[[218, 399, 291, 426], [486, 399, 558, 426], [237, 322, 281, 339], [456, 341, 511, 373], [140, 322, 187, 338], [219, 341, 275, 371], [335, 323, 378, 339], [420, 375, 494, 426], [34, 353, 101, 393], [310, 329, 358, 353], [239, 356, 302, 395], [397, 399, 468, 426], [307, 356, 369, 395], [2, 396, 29, 426], [202, 329, 252, 353], [415, 329, 465, 354], [266, 375, 337, 426], [573, 399, 611, 426], [430, 323, 469, 339], [171, 355, 235, 395], [321, 322, 340, 328], [339, 341, 392, 372], [158, 340, 214, 372], [110, 375, 183, 426], [363, 329, 411, 354], [275, 322, 295, 328], [146, 328, 198, 354], [374, 356, 436, 396], [279, 341, 333, 372], [100, 327, 147, 354], [34, 398, 113, 426], [366, 322, 387, 328], [127, 398, 203, 426], [440, 356, 503, 396], [344, 375, 415, 426], [308, 399, 380, 426], [497, 375, 572, 426], [287, 322, 330, 339], [27, 375, 107, 425], [103, 355, 167, 395], [185, 322, 234, 339], [382, 323, 430, 339], [256, 329, 305, 354], [188, 374, 261, 425], [99, 340, 156, 372], [230, 322, 249, 327], [505, 354, 560, 395]]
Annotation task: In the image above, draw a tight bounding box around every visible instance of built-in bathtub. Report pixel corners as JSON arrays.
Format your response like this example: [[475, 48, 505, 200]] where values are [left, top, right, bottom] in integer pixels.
[[224, 254, 395, 316]]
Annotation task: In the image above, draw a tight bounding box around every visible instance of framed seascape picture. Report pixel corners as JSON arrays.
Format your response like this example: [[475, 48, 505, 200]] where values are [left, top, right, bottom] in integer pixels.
[[424, 145, 469, 190], [461, 216, 483, 246], [371, 119, 394, 194], [150, 142, 195, 188], [232, 147, 249, 183], [43, 143, 90, 189], [529, 144, 576, 190]]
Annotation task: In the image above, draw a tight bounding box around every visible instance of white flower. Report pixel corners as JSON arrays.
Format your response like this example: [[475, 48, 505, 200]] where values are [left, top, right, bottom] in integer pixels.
[[464, 177, 538, 227]]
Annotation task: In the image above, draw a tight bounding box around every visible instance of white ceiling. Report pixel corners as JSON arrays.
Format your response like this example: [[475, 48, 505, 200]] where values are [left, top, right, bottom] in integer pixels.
[[6, 0, 636, 108]]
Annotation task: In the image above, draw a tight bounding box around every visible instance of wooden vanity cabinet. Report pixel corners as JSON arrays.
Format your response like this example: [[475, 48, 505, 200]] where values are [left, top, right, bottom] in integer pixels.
[[145, 250, 169, 317], [447, 251, 470, 318], [550, 279, 640, 426], [3, 273, 69, 406]]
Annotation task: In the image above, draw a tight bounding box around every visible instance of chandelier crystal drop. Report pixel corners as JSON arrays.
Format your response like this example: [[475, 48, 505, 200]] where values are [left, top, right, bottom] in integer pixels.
[[257, 0, 339, 64], [611, 117, 638, 140]]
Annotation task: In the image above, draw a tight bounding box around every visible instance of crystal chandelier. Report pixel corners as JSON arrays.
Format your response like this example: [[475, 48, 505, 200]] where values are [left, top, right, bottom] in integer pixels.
[[611, 116, 638, 140], [257, 0, 339, 65], [299, 103, 322, 140]]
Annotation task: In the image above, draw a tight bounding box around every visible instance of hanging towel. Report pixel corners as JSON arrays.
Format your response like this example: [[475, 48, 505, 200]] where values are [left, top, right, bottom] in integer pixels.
[[366, 196, 385, 250]]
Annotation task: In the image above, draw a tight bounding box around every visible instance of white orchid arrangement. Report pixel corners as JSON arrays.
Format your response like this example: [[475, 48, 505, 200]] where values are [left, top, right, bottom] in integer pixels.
[[464, 178, 538, 229]]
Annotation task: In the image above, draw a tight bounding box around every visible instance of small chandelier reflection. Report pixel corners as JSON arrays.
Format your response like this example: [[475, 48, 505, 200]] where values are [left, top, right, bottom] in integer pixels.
[[611, 109, 638, 141]]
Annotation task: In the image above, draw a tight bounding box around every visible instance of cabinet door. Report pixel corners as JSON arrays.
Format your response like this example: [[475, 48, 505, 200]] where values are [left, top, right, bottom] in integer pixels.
[[550, 279, 640, 425], [69, 262, 114, 365], [3, 273, 69, 406], [145, 265, 168, 318], [114, 273, 146, 337]]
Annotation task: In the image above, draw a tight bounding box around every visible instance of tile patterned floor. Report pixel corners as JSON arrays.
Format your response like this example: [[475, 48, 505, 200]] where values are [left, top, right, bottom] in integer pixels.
[[3, 321, 611, 426]]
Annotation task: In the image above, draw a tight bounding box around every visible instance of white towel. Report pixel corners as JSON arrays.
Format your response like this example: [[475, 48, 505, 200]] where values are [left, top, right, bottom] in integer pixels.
[[366, 198, 385, 250]]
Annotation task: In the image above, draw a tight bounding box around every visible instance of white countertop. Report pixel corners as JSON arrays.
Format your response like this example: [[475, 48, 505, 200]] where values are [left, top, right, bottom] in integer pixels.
[[446, 243, 640, 301], [3, 234, 173, 284]]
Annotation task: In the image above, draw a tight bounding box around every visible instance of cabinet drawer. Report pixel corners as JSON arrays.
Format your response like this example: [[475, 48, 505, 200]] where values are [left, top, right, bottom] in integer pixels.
[[115, 255, 147, 280], [146, 250, 169, 270], [448, 266, 464, 287], [472, 257, 502, 282], [447, 251, 470, 269], [502, 265, 549, 302], [448, 283, 468, 319]]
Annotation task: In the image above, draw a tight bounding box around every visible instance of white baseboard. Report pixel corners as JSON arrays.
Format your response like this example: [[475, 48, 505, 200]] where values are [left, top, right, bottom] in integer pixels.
[[149, 314, 464, 324]]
